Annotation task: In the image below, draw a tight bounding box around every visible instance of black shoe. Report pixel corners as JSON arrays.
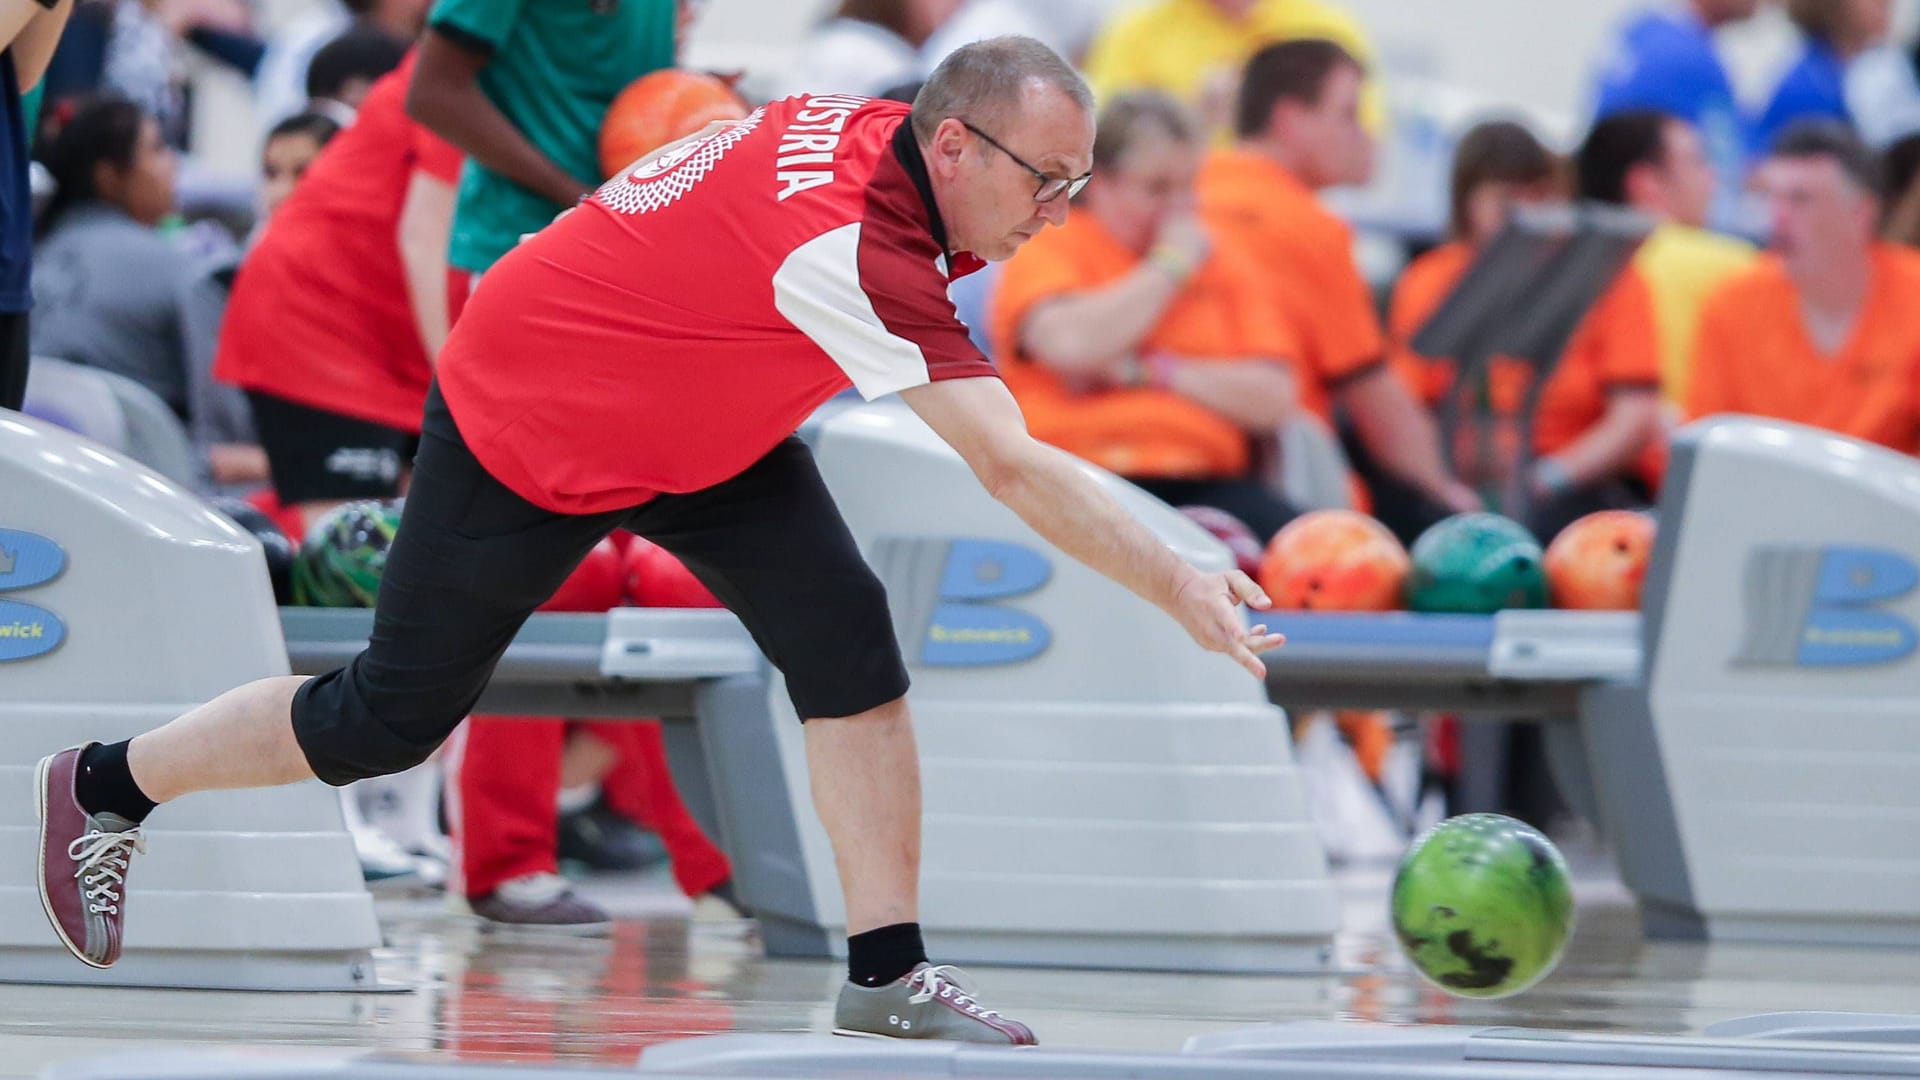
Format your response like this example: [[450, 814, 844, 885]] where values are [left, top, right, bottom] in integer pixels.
[[557, 799, 669, 873]]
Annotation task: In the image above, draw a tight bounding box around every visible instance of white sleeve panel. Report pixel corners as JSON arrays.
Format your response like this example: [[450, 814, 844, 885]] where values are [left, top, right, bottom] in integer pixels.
[[772, 222, 934, 402]]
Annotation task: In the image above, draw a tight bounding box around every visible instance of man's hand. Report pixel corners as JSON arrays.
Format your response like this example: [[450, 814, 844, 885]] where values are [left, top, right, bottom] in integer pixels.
[[1168, 568, 1286, 679], [1148, 208, 1211, 279], [900, 376, 1287, 682], [1438, 477, 1484, 514]]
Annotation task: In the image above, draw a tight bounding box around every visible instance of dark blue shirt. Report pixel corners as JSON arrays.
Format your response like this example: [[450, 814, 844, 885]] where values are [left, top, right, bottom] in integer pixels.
[[0, 49, 31, 313], [1754, 40, 1853, 154]]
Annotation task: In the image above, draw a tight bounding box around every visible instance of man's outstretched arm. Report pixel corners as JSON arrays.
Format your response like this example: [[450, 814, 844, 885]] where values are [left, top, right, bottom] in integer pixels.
[[900, 375, 1284, 678]]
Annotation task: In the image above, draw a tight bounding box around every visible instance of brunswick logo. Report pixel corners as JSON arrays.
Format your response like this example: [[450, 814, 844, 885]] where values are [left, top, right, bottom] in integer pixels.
[[871, 538, 1052, 667], [0, 529, 68, 663], [1735, 545, 1918, 668], [0, 600, 63, 662]]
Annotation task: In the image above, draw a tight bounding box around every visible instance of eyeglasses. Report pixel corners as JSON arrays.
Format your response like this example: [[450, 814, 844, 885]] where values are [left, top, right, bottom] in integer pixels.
[[961, 120, 1092, 203]]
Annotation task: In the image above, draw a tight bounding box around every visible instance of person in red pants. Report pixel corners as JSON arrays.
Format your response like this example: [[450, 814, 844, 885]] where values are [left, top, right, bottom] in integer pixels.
[[447, 716, 734, 926], [448, 536, 734, 929]]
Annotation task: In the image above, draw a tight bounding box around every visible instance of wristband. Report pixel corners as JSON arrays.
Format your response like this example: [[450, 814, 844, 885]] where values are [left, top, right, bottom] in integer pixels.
[[1146, 353, 1177, 391], [1146, 244, 1197, 284], [1532, 457, 1574, 496]]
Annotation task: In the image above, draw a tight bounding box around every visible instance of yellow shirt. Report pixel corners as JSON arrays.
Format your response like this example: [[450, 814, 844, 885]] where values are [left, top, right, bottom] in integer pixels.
[[1081, 0, 1385, 131], [1632, 222, 1757, 405]]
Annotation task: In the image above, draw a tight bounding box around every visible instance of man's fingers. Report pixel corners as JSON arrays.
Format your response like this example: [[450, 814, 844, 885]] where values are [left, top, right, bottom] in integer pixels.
[[1226, 570, 1271, 609], [1247, 630, 1286, 653], [1233, 642, 1266, 679]]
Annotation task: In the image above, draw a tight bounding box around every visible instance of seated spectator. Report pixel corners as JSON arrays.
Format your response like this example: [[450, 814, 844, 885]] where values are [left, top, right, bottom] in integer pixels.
[[214, 55, 454, 533], [774, 0, 961, 101], [1198, 39, 1477, 543], [1391, 119, 1665, 541], [1689, 121, 1920, 453], [1589, 0, 1758, 226], [258, 112, 343, 223], [1081, 0, 1383, 136], [990, 91, 1299, 538], [1577, 109, 1756, 406], [30, 95, 266, 491], [1389, 119, 1558, 479], [1755, 0, 1892, 153], [304, 22, 410, 122], [32, 95, 188, 412]]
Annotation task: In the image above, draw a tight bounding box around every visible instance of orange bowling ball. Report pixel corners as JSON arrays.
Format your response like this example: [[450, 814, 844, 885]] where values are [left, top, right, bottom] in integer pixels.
[[598, 69, 748, 179], [1544, 510, 1656, 610], [1259, 509, 1410, 611]]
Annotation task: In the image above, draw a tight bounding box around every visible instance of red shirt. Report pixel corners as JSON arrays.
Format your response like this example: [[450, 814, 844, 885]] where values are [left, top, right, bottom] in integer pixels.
[[436, 96, 996, 515], [214, 53, 464, 433]]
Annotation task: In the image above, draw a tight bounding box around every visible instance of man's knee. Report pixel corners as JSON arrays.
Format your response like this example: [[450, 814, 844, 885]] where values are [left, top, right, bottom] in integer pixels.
[[292, 668, 465, 786]]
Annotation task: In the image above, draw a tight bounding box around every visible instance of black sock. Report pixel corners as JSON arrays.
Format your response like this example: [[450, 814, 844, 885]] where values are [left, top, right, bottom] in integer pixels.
[[74, 741, 157, 824], [847, 921, 928, 987]]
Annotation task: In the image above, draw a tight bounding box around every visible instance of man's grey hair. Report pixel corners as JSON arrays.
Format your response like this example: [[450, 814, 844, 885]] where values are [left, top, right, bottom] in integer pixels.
[[910, 36, 1094, 142]]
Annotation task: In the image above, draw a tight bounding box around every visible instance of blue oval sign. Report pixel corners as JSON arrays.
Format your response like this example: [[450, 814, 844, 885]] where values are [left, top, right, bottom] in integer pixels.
[[0, 599, 65, 662], [0, 529, 67, 592], [921, 602, 1050, 667]]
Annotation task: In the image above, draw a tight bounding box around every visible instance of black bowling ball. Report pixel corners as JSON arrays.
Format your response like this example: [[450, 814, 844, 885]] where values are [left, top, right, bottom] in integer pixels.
[[206, 495, 296, 605]]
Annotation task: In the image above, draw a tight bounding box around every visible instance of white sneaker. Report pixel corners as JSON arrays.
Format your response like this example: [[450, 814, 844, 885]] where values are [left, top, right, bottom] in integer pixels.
[[339, 788, 421, 890]]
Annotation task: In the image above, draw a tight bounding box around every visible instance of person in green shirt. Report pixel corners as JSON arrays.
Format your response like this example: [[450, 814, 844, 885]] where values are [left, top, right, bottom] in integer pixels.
[[405, 0, 681, 275]]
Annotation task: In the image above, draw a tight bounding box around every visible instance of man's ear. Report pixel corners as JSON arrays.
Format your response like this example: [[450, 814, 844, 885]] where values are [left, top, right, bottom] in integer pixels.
[[928, 117, 968, 175], [1623, 161, 1661, 208], [90, 159, 120, 203], [1261, 99, 1299, 143]]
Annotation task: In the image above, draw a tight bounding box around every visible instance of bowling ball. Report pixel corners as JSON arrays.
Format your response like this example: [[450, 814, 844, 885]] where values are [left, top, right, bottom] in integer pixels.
[[542, 538, 626, 613], [1391, 813, 1574, 998], [623, 537, 721, 608], [292, 500, 404, 607], [1406, 513, 1547, 614], [1259, 509, 1409, 611], [598, 69, 748, 179], [1178, 505, 1266, 579], [206, 495, 295, 605], [1544, 510, 1655, 611]]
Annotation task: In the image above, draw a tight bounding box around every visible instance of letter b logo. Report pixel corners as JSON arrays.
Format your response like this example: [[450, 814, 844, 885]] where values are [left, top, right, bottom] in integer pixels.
[[1736, 546, 1919, 667], [872, 538, 1052, 667]]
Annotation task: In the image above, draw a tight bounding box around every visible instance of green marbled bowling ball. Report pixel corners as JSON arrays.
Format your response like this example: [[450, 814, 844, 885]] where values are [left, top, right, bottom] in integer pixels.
[[1391, 813, 1575, 998]]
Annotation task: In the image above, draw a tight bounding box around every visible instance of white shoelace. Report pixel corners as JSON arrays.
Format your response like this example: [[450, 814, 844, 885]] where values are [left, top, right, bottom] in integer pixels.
[[67, 828, 145, 916], [909, 965, 1003, 1020], [497, 871, 572, 907]]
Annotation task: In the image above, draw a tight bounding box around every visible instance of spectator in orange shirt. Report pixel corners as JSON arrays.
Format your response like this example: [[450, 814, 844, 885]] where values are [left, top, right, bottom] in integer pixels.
[[1389, 120, 1560, 488], [991, 91, 1300, 539], [1391, 118, 1666, 540], [1689, 121, 1920, 452], [1198, 38, 1478, 543]]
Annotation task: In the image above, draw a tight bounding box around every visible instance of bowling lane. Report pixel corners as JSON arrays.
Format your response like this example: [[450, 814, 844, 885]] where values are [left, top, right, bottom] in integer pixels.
[[1, 852, 1916, 1077]]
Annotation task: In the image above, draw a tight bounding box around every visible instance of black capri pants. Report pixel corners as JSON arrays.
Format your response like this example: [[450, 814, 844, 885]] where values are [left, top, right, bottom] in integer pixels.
[[291, 384, 909, 786]]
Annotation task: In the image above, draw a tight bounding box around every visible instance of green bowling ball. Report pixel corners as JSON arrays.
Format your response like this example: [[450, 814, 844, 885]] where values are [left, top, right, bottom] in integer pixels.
[[292, 500, 404, 607], [1406, 513, 1548, 613], [1391, 813, 1575, 998]]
